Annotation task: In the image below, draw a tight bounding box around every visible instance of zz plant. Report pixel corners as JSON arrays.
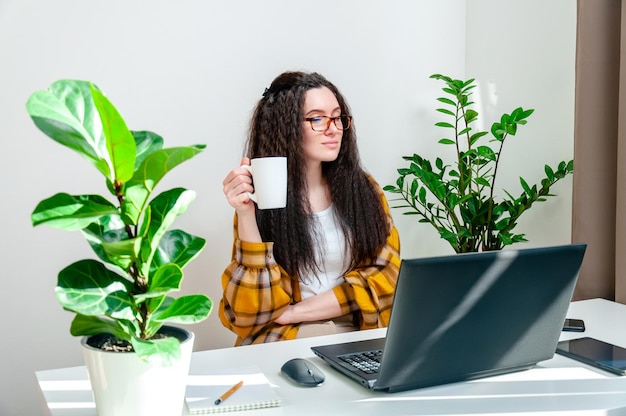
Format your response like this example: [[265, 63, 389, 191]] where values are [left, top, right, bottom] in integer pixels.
[[384, 74, 574, 253], [27, 80, 212, 365]]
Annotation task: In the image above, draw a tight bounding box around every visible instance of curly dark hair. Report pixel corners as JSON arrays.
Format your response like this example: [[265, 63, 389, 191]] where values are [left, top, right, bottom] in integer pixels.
[[245, 71, 389, 280]]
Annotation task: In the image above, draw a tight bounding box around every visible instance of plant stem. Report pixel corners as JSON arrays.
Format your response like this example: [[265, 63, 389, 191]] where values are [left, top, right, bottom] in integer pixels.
[[455, 102, 465, 194], [114, 180, 149, 338], [483, 134, 507, 248]]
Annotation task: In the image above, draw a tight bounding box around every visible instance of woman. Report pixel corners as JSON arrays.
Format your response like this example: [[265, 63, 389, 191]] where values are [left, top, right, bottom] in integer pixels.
[[220, 71, 401, 345]]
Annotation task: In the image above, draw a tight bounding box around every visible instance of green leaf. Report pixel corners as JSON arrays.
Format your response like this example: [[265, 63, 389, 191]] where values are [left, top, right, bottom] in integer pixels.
[[435, 122, 455, 129], [507, 122, 518, 135], [395, 175, 405, 189], [122, 145, 205, 224], [132, 130, 164, 170], [476, 145, 497, 161], [69, 314, 129, 340], [436, 97, 455, 106], [469, 131, 489, 145], [153, 294, 213, 324], [26, 80, 112, 178], [461, 78, 476, 89], [436, 108, 455, 116], [138, 188, 197, 278], [439, 228, 459, 248], [465, 109, 479, 124], [90, 84, 136, 183], [516, 107, 535, 120], [31, 193, 118, 230], [383, 185, 401, 193], [491, 122, 505, 141], [135, 264, 183, 302], [475, 177, 490, 187], [438, 138, 456, 145], [418, 187, 427, 204], [151, 230, 206, 271], [410, 179, 419, 198], [495, 218, 510, 230], [131, 336, 181, 366], [81, 215, 131, 267], [100, 237, 142, 270], [430, 73, 452, 83], [520, 177, 532, 196], [56, 259, 135, 320]]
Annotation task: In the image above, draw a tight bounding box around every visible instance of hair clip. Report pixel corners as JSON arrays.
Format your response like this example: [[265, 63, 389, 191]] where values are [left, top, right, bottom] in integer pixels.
[[262, 87, 275, 104]]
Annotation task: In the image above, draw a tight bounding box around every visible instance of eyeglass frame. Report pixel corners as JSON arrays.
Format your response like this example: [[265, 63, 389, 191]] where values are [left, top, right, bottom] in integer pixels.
[[303, 115, 353, 131]]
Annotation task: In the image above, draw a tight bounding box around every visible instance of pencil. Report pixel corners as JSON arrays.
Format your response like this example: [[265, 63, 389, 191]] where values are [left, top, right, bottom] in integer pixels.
[[214, 380, 244, 405]]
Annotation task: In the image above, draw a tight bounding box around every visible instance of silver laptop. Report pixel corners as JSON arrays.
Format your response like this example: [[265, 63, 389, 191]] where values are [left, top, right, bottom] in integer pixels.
[[311, 244, 586, 393]]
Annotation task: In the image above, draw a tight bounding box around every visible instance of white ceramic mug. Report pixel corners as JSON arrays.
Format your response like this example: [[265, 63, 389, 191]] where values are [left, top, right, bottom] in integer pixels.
[[242, 156, 287, 209]]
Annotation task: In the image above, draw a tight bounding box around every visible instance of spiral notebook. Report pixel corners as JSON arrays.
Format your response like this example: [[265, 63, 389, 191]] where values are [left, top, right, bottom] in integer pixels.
[[185, 365, 282, 414]]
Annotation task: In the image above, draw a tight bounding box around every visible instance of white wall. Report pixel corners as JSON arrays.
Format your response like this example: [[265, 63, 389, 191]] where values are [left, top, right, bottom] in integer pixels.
[[0, 1, 574, 415]]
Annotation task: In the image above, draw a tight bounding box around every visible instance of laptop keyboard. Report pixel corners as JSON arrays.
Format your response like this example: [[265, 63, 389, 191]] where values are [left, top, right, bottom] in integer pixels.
[[339, 350, 383, 374]]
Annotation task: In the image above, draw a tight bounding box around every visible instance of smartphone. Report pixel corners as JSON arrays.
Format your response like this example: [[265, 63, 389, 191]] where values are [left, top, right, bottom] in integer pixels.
[[563, 318, 585, 332], [556, 337, 626, 375]]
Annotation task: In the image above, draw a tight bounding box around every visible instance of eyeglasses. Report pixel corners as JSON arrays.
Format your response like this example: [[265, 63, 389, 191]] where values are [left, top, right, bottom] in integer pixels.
[[303, 115, 352, 131]]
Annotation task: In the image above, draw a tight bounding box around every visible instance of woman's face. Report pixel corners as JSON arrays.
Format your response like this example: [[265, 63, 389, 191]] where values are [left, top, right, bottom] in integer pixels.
[[301, 87, 343, 167]]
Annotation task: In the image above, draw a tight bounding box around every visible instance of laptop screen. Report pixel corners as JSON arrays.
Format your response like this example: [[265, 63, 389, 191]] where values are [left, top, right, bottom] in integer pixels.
[[375, 244, 586, 391]]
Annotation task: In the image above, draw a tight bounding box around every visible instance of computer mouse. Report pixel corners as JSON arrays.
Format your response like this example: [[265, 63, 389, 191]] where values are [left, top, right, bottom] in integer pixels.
[[280, 358, 325, 387]]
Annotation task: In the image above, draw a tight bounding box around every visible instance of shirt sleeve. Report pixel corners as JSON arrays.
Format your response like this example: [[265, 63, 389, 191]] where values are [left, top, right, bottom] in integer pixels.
[[218, 215, 300, 345], [332, 181, 402, 329]]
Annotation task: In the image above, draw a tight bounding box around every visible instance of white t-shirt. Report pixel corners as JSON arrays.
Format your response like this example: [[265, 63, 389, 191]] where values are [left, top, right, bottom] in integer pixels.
[[299, 204, 350, 300]]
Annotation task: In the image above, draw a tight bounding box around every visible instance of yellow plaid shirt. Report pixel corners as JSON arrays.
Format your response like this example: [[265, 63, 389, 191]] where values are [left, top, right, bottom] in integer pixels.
[[218, 180, 401, 345]]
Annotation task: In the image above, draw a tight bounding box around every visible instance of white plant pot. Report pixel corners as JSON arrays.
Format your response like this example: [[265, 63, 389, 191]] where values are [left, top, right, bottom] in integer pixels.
[[81, 326, 194, 416]]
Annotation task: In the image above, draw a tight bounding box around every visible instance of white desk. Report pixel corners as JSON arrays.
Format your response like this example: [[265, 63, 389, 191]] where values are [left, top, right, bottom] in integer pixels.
[[37, 299, 626, 415]]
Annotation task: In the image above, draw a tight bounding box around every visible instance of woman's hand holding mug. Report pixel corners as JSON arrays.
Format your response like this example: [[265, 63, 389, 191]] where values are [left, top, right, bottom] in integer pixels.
[[240, 156, 287, 210], [223, 156, 287, 211]]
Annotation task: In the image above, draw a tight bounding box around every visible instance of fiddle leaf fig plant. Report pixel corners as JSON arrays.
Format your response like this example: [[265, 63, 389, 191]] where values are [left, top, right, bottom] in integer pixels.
[[384, 74, 574, 253], [27, 80, 212, 366]]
